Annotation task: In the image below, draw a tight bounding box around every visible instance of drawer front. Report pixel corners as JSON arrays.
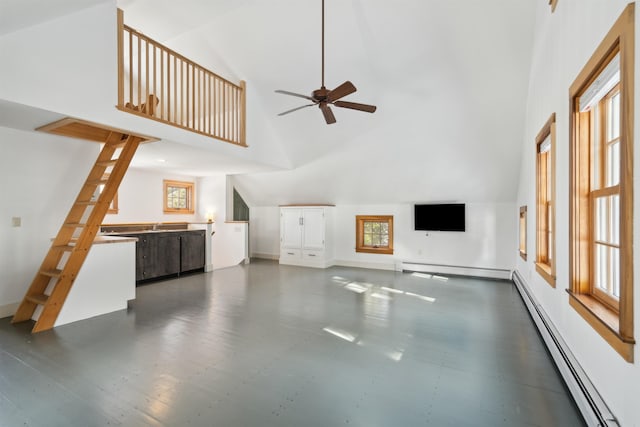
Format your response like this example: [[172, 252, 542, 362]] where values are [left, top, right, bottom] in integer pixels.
[[303, 250, 324, 260], [281, 248, 302, 260]]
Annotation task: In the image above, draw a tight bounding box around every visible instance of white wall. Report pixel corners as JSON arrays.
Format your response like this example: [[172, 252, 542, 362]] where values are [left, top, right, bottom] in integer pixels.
[[0, 1, 117, 122], [249, 206, 281, 259], [0, 126, 98, 315], [103, 168, 200, 224], [515, 1, 640, 425], [198, 175, 249, 269], [250, 202, 516, 272]]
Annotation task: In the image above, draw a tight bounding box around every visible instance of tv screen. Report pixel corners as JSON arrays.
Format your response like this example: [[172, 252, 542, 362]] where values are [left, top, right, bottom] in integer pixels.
[[414, 203, 465, 232]]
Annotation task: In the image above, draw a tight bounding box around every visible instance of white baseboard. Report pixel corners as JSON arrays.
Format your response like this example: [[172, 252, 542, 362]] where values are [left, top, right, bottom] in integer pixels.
[[401, 262, 511, 280], [250, 252, 279, 261], [512, 270, 618, 426], [0, 302, 19, 319]]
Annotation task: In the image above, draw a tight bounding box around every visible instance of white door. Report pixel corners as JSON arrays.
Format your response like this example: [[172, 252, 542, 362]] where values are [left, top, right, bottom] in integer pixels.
[[302, 208, 325, 250], [281, 209, 303, 248]]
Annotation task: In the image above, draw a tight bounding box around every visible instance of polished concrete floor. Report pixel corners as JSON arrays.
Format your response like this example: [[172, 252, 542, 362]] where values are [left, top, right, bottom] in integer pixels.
[[0, 260, 584, 426]]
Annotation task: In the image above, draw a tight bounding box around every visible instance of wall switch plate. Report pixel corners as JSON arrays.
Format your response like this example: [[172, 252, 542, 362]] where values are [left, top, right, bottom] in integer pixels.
[[11, 217, 21, 227]]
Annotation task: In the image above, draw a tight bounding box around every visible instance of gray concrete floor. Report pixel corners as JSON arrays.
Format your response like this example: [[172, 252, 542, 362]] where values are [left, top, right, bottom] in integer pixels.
[[0, 260, 585, 426]]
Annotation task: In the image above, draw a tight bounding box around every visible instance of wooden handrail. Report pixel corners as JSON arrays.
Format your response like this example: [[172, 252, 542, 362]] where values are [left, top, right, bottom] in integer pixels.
[[117, 9, 247, 146]]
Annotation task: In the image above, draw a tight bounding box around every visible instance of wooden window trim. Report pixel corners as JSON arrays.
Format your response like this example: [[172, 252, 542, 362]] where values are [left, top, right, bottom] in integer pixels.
[[108, 192, 119, 214], [569, 4, 634, 362], [163, 180, 195, 214], [519, 206, 527, 260], [535, 113, 556, 287], [97, 173, 118, 214], [356, 215, 393, 255], [568, 291, 634, 362]]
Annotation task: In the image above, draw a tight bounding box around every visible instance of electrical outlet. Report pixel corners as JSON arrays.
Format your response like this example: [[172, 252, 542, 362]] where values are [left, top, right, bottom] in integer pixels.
[[11, 217, 21, 227]]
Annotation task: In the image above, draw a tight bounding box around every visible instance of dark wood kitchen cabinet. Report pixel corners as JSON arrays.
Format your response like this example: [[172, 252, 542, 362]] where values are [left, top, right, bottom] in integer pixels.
[[124, 230, 205, 283]]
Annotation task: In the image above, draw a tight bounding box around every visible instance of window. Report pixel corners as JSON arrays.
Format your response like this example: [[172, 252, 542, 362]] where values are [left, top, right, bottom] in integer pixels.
[[569, 4, 634, 362], [93, 174, 118, 214], [356, 215, 393, 254], [519, 206, 527, 260], [163, 180, 195, 214], [535, 114, 556, 286]]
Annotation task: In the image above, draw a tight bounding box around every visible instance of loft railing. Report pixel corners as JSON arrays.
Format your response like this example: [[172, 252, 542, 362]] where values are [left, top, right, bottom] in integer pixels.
[[117, 9, 246, 146]]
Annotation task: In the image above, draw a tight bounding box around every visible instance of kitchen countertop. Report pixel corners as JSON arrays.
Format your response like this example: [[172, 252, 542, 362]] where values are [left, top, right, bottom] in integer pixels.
[[94, 235, 139, 244]]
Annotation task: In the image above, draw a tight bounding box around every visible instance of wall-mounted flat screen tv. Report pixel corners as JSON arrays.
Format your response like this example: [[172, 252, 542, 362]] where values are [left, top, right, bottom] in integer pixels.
[[414, 203, 465, 232]]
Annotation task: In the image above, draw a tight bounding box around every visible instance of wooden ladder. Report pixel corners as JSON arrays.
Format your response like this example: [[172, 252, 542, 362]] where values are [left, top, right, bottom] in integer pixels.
[[12, 131, 144, 333]]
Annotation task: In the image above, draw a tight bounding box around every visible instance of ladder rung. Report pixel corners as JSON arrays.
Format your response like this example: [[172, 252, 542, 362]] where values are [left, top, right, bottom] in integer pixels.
[[96, 160, 118, 167], [26, 294, 49, 306], [40, 269, 63, 278], [64, 223, 86, 228], [86, 179, 109, 186], [53, 245, 75, 252], [76, 200, 97, 206], [106, 141, 127, 149]]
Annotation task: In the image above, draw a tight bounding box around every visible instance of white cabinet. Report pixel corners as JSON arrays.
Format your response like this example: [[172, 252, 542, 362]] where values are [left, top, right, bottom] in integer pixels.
[[280, 206, 334, 268]]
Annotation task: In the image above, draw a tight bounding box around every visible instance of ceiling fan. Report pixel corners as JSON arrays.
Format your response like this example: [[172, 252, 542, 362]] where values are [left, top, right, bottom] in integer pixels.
[[275, 0, 377, 125]]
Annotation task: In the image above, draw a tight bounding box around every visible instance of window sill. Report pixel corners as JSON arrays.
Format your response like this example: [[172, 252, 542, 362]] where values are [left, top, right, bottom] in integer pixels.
[[163, 209, 195, 215], [356, 247, 393, 255], [567, 290, 635, 362], [519, 251, 527, 261], [535, 262, 556, 287]]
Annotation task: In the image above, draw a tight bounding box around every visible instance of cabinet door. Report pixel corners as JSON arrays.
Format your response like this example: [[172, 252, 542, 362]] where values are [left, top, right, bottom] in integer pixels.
[[147, 233, 181, 278], [302, 208, 325, 250], [281, 208, 303, 248], [181, 231, 205, 272]]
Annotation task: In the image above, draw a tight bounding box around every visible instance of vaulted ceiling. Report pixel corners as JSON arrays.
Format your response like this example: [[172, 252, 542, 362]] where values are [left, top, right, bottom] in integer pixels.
[[4, 0, 537, 206]]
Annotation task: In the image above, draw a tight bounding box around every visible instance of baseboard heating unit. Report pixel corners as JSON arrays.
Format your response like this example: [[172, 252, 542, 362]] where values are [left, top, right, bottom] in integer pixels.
[[401, 262, 511, 280], [512, 270, 618, 427]]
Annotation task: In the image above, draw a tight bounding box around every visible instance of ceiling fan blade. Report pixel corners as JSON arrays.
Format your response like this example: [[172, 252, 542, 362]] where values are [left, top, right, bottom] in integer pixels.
[[327, 81, 356, 102], [278, 104, 315, 116], [320, 104, 337, 124], [275, 90, 315, 101], [333, 100, 377, 113]]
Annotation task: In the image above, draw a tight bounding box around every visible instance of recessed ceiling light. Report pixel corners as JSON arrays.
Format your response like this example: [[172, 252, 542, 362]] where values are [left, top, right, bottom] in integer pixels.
[[157, 159, 166, 163]]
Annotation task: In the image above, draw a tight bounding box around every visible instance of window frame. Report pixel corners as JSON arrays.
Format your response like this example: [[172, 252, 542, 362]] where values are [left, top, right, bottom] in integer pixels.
[[163, 180, 195, 214], [94, 173, 118, 214], [568, 4, 634, 362], [590, 85, 622, 312], [519, 206, 527, 261], [535, 113, 556, 287], [355, 215, 394, 255]]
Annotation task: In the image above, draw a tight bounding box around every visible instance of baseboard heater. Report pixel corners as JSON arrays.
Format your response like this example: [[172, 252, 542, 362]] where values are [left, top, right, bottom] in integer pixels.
[[401, 262, 511, 280], [512, 270, 618, 427]]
